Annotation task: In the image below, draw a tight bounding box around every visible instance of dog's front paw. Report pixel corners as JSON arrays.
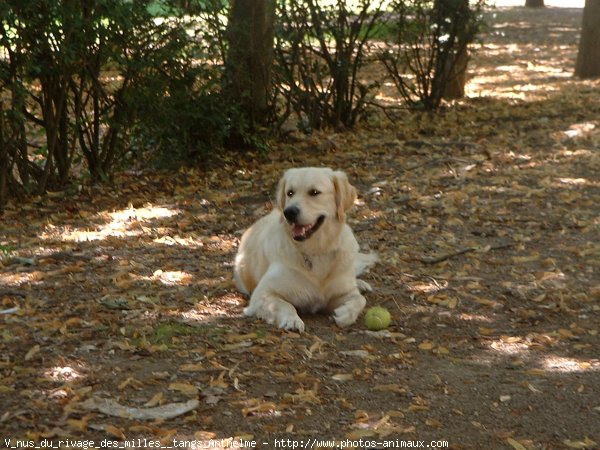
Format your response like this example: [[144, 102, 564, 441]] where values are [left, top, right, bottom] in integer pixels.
[[278, 313, 305, 333], [332, 294, 366, 328], [245, 302, 305, 332], [333, 304, 359, 328], [357, 279, 373, 293]]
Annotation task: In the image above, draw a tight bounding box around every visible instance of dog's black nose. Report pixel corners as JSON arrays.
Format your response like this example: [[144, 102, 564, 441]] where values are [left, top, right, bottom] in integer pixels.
[[283, 206, 300, 223]]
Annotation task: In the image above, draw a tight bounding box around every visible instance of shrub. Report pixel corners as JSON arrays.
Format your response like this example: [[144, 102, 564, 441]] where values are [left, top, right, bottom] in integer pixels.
[[0, 0, 229, 206], [273, 0, 385, 131], [379, 0, 486, 110]]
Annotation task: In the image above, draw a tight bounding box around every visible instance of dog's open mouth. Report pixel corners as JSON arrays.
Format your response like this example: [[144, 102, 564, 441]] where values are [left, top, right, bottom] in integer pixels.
[[291, 215, 325, 241]]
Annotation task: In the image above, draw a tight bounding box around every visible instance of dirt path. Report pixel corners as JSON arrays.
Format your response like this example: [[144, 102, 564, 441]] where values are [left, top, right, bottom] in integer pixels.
[[1, 6, 599, 450]]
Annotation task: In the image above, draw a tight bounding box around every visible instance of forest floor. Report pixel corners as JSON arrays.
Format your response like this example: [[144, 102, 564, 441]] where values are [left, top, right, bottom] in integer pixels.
[[2, 6, 600, 450]]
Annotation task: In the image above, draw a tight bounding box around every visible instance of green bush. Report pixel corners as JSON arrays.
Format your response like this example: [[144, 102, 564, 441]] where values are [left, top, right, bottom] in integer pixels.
[[0, 0, 230, 206], [379, 0, 486, 110], [0, 0, 489, 208], [273, 0, 385, 131]]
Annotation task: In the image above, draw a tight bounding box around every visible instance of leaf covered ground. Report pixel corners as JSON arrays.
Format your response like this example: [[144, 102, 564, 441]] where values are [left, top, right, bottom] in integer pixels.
[[1, 6, 599, 450]]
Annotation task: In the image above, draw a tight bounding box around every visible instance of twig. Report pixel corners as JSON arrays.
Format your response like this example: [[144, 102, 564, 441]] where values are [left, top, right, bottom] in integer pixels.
[[365, 101, 407, 123], [79, 397, 199, 420], [418, 242, 514, 265]]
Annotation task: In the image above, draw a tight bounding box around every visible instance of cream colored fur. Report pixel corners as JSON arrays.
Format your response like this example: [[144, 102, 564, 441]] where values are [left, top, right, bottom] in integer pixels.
[[234, 167, 376, 332]]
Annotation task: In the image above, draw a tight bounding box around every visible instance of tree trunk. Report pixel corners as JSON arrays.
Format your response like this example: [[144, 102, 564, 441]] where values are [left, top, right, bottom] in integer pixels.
[[575, 0, 600, 78], [525, 0, 545, 7], [224, 0, 276, 129], [443, 45, 468, 100]]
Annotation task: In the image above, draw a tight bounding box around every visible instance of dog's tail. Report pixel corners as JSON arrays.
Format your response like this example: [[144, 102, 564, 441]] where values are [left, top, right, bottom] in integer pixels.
[[355, 252, 379, 276]]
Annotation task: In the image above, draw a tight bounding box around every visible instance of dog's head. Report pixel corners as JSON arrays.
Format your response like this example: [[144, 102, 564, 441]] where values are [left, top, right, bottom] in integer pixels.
[[275, 167, 357, 242]]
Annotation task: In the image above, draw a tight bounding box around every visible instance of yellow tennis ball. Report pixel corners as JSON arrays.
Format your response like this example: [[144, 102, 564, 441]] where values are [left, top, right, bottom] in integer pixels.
[[364, 306, 391, 331]]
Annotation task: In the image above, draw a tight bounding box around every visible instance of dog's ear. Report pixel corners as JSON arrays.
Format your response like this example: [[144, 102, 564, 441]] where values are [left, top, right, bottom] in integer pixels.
[[332, 170, 357, 222], [275, 174, 287, 212]]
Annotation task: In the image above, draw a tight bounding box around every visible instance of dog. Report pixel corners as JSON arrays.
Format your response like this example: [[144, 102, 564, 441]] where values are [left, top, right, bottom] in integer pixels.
[[234, 167, 377, 332]]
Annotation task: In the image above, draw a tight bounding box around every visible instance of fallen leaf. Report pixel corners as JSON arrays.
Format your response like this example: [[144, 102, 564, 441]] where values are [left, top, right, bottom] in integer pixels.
[[373, 384, 407, 394], [144, 392, 164, 407], [24, 345, 40, 361], [425, 418, 442, 428], [104, 424, 126, 440], [180, 363, 205, 372], [563, 438, 597, 449], [525, 368, 546, 377], [346, 430, 376, 439], [332, 373, 354, 382], [168, 382, 199, 397], [506, 437, 527, 450]]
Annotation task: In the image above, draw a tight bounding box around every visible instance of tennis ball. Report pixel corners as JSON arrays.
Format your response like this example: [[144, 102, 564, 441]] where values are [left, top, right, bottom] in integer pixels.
[[364, 306, 391, 331]]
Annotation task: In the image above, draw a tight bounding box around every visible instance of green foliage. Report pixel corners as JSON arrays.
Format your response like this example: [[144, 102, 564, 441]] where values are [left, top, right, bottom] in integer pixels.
[[0, 0, 232, 205], [0, 0, 490, 208], [274, 0, 385, 131], [0, 244, 15, 257], [379, 0, 487, 110]]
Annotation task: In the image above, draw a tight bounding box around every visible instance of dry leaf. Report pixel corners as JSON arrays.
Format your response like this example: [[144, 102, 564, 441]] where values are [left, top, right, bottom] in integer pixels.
[[168, 382, 199, 397], [525, 368, 546, 377], [479, 327, 496, 335], [24, 345, 40, 361], [425, 418, 442, 428], [104, 424, 126, 440], [506, 437, 527, 450], [563, 438, 597, 449], [373, 384, 407, 394], [436, 346, 450, 355], [332, 373, 354, 382], [346, 430, 376, 439], [179, 363, 205, 372], [145, 392, 164, 407], [241, 399, 278, 417]]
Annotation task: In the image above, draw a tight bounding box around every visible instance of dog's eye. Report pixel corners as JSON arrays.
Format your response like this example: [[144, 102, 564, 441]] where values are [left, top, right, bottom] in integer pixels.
[[287, 190, 294, 197], [309, 189, 321, 197]]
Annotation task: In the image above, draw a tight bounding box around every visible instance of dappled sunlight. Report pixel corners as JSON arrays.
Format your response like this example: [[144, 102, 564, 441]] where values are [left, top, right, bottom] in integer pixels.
[[542, 355, 600, 373], [124, 269, 224, 288], [202, 235, 238, 253], [39, 204, 181, 243], [471, 345, 600, 375], [0, 271, 42, 287], [467, 62, 571, 100], [109, 204, 178, 222], [457, 313, 494, 323], [489, 337, 530, 355], [2, 4, 599, 445], [151, 269, 193, 286], [560, 122, 596, 139], [493, 0, 583, 6], [44, 365, 84, 382], [406, 279, 448, 294], [556, 177, 595, 186], [466, 6, 583, 102], [176, 293, 246, 323], [542, 176, 600, 189], [555, 149, 594, 159], [153, 234, 204, 248]]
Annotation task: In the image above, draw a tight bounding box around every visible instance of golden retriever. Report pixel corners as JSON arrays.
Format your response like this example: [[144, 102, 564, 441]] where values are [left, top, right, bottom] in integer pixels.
[[234, 167, 376, 332]]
